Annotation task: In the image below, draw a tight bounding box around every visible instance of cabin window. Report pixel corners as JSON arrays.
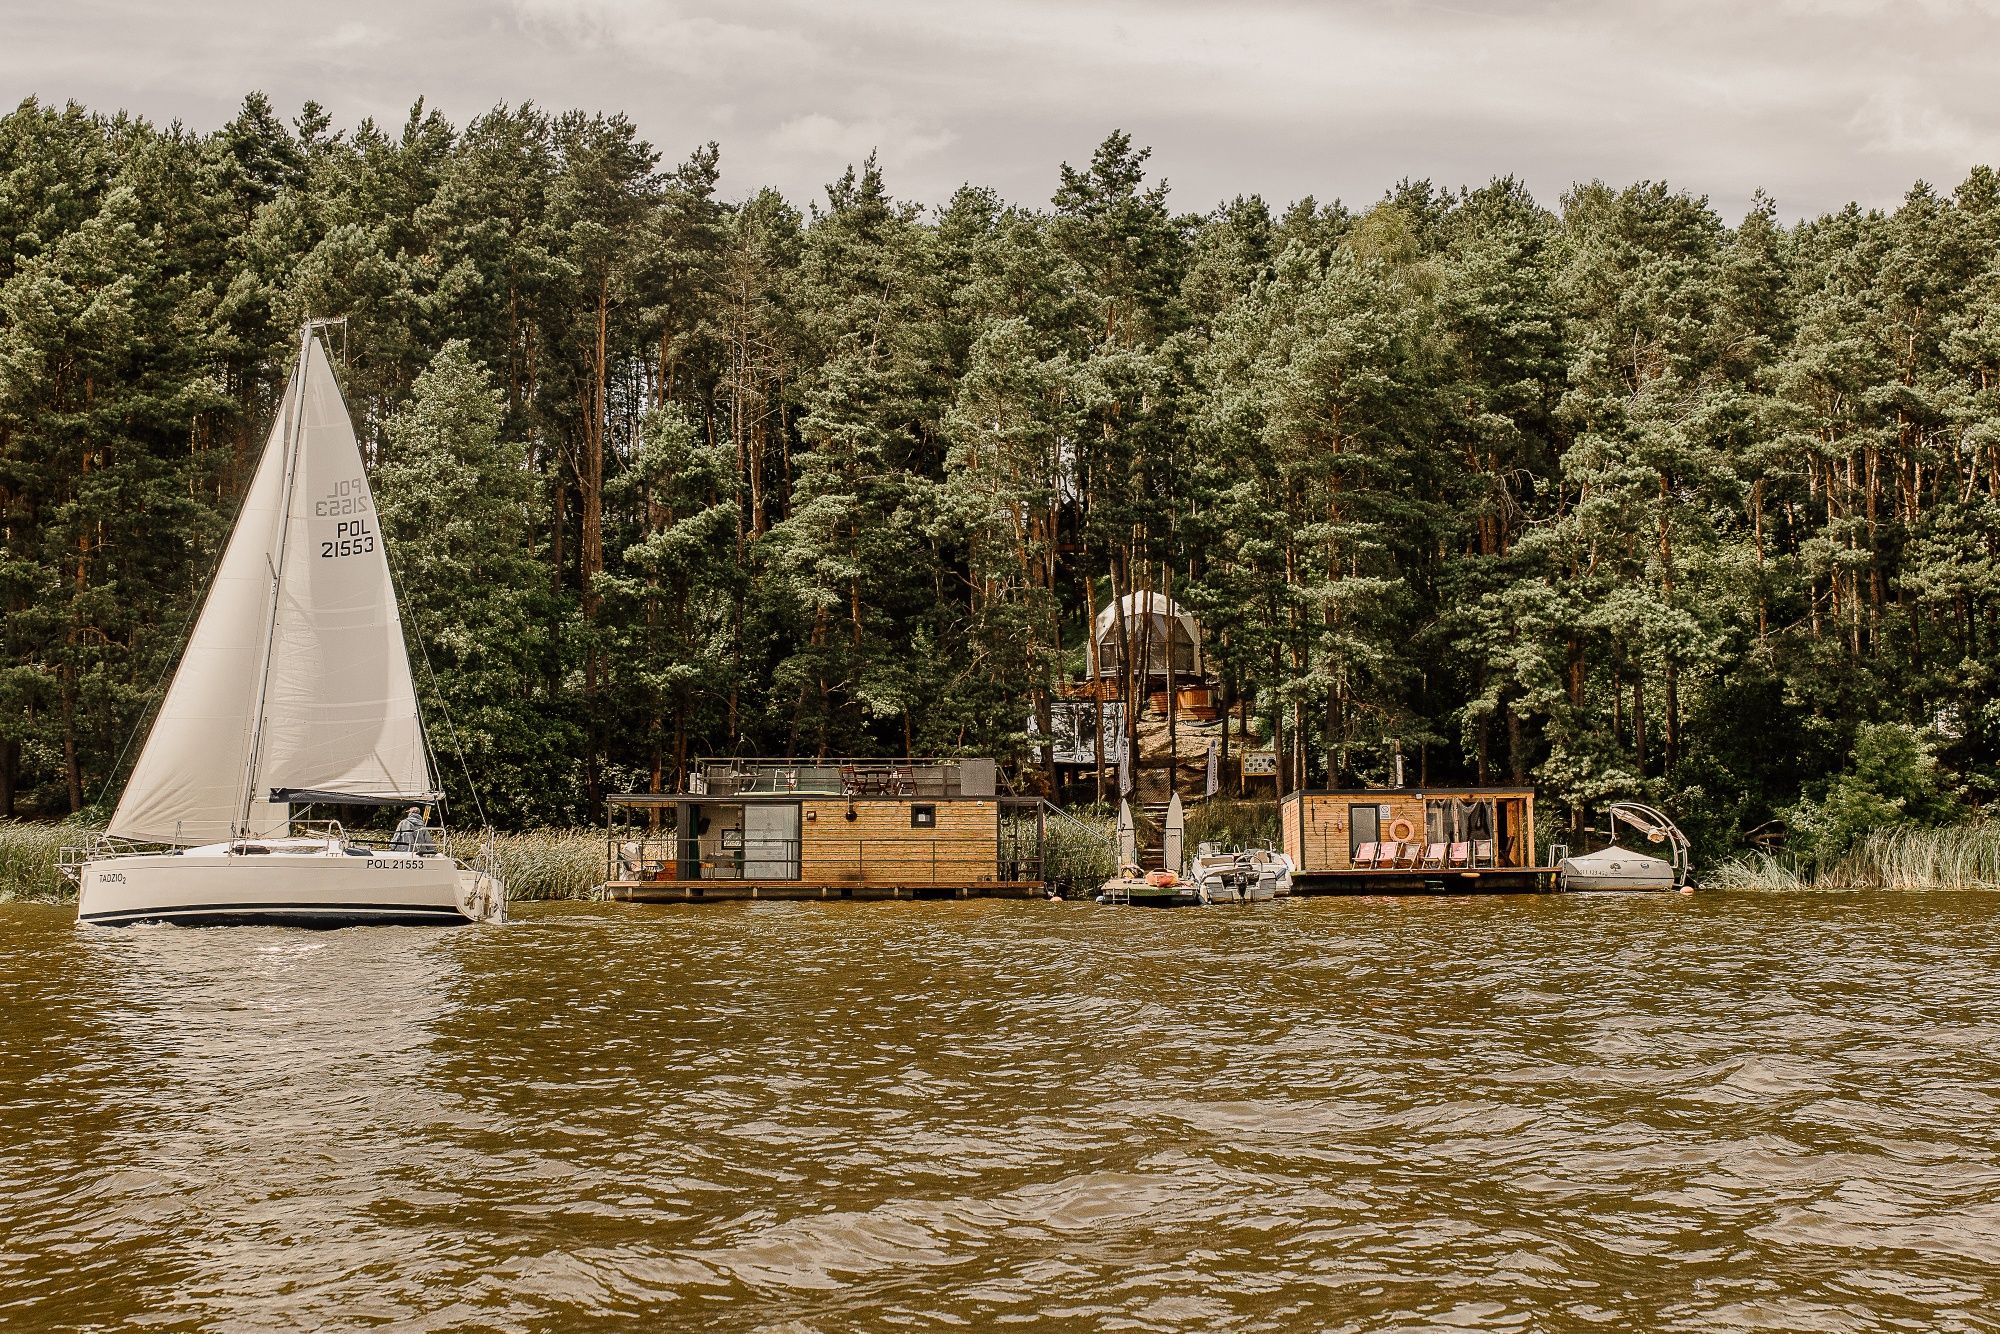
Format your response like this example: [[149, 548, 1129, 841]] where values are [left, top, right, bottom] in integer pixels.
[[1426, 799, 1497, 852], [1349, 805, 1379, 859], [911, 804, 937, 829]]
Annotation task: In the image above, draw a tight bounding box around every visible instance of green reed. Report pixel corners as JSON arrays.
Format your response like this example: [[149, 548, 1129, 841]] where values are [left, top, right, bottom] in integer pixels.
[[1710, 821, 2000, 890], [0, 821, 90, 902], [1705, 851, 1810, 891], [1040, 806, 1119, 893], [1184, 797, 1280, 851], [471, 828, 606, 900]]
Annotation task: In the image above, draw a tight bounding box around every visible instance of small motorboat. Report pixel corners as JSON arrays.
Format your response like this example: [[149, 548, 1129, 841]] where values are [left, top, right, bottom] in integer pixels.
[[1245, 848, 1293, 899], [1189, 843, 1287, 903], [1558, 802, 1693, 892], [1190, 843, 1248, 903]]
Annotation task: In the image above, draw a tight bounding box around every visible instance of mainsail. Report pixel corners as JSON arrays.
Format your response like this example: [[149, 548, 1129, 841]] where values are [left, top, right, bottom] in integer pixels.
[[108, 330, 436, 844]]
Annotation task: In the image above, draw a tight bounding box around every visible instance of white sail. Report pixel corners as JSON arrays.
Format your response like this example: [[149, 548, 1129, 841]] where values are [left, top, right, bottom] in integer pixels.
[[255, 336, 433, 808], [1163, 792, 1184, 877], [107, 410, 291, 844], [108, 332, 433, 845]]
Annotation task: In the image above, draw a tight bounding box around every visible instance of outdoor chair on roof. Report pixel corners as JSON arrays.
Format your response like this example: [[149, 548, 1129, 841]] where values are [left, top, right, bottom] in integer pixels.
[[1354, 840, 1380, 869]]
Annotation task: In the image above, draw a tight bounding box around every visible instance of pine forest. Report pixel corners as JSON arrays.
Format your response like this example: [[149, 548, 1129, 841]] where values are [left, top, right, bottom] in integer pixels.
[[6, 93, 2000, 867]]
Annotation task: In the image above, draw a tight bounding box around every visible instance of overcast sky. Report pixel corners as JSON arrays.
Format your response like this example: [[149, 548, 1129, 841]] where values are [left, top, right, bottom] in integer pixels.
[[7, 0, 1998, 223]]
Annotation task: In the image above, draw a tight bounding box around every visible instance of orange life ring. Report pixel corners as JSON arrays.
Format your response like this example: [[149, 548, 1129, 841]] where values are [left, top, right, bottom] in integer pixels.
[[1387, 817, 1416, 842], [1146, 870, 1177, 887]]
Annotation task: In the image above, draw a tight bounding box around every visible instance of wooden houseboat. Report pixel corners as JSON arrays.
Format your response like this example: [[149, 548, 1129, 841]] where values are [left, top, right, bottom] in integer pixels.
[[603, 758, 1049, 902], [1280, 786, 1558, 893]]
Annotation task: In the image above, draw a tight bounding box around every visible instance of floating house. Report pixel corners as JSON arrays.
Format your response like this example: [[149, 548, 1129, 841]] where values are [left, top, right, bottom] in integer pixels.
[[1280, 786, 1556, 893], [603, 758, 1048, 902]]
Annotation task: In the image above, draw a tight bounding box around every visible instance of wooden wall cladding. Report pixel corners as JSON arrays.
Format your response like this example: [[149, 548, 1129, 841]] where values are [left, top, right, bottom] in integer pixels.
[[798, 799, 1001, 884]]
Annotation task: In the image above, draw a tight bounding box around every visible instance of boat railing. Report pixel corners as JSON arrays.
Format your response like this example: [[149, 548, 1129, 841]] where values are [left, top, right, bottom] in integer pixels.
[[334, 823, 456, 856], [56, 843, 95, 884]]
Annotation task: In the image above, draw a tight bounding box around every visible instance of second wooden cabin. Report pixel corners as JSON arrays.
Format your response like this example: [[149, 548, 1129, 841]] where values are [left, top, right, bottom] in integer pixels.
[[1280, 785, 1556, 893]]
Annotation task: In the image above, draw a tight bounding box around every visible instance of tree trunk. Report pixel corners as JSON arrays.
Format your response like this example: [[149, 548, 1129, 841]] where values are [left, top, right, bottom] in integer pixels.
[[0, 738, 16, 818]]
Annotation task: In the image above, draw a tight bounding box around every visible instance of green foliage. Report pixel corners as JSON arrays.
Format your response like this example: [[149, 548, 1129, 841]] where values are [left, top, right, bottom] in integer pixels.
[[1785, 722, 1957, 867], [378, 340, 579, 823], [1, 95, 1997, 871]]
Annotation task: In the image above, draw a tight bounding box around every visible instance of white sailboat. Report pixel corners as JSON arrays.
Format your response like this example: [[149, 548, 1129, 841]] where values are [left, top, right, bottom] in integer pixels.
[[66, 323, 505, 928]]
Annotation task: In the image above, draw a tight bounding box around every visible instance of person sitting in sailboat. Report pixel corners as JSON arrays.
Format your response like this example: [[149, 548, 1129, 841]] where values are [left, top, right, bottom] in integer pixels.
[[393, 806, 437, 855]]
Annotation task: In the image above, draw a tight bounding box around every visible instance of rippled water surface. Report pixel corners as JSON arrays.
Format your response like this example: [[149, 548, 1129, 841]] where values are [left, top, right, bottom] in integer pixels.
[[5, 893, 2000, 1331]]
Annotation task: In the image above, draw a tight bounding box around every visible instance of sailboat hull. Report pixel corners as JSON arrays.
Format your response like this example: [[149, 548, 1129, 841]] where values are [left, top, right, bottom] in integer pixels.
[[76, 848, 486, 928]]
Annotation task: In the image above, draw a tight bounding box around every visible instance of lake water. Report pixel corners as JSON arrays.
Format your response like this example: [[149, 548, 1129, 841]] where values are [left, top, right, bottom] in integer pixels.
[[4, 892, 1999, 1332]]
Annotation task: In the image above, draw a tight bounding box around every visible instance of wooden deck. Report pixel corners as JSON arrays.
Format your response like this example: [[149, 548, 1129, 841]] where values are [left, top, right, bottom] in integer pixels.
[[1291, 867, 1561, 895], [605, 879, 1049, 903]]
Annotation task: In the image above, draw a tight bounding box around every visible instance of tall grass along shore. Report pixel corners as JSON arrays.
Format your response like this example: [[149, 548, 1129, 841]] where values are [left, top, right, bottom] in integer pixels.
[[0, 822, 83, 902], [1709, 822, 2000, 891]]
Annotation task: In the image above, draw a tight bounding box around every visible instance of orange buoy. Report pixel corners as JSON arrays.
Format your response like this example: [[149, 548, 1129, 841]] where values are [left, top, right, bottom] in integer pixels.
[[1387, 817, 1416, 842]]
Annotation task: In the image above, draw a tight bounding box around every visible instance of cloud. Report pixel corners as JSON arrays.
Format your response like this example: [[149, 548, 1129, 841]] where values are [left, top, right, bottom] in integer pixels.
[[767, 113, 954, 166], [1850, 86, 1992, 166], [315, 21, 390, 52], [3, 0, 1997, 220]]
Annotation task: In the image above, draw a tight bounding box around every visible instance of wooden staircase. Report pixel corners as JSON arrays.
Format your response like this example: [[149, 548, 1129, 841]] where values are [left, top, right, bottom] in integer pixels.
[[1137, 801, 1171, 870]]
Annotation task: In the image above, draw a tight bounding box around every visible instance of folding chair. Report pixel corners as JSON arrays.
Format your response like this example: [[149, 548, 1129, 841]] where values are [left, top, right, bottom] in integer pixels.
[[1447, 841, 1470, 869], [1353, 840, 1381, 869]]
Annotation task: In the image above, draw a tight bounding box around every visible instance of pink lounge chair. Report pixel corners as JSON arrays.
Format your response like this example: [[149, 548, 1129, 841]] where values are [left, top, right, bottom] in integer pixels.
[[1353, 840, 1381, 869], [1447, 841, 1470, 869], [1420, 842, 1446, 869], [1383, 840, 1412, 869], [1473, 839, 1495, 868]]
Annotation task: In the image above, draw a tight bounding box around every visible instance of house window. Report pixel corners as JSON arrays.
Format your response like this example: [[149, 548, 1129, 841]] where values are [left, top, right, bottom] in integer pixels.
[[911, 804, 937, 828]]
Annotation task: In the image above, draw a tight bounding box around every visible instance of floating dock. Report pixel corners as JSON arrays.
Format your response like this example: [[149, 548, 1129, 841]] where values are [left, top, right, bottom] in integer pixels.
[[1289, 867, 1560, 895], [604, 879, 1049, 903]]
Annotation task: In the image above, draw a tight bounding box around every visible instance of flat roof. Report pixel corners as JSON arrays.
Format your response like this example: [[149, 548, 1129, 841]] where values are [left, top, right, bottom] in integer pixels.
[[1286, 786, 1536, 797], [605, 792, 1019, 805]]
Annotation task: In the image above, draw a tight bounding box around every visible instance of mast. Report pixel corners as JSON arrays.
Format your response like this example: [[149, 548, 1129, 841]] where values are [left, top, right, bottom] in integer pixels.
[[234, 323, 317, 837]]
